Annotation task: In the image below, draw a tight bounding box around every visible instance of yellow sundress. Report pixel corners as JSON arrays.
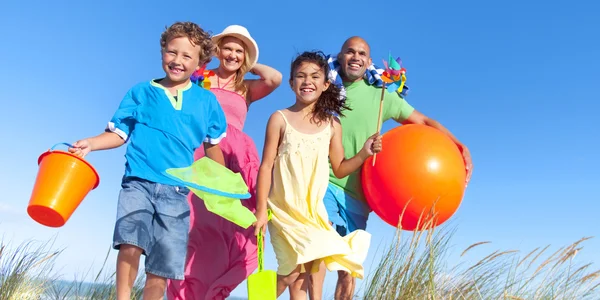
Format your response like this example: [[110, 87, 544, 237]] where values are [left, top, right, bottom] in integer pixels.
[[267, 110, 371, 278]]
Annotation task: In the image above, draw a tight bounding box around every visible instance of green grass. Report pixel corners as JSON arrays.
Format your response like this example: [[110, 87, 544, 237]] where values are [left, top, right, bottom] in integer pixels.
[[0, 238, 60, 299], [360, 216, 600, 300], [0, 237, 144, 300], [1, 220, 598, 300]]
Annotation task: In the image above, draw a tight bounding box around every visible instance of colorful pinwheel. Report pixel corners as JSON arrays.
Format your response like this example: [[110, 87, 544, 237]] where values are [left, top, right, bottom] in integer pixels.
[[381, 53, 407, 94], [191, 64, 215, 89], [373, 52, 407, 166]]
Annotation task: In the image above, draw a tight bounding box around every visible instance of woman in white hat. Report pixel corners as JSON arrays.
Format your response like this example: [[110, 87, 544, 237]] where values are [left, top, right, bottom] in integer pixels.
[[167, 25, 282, 300]]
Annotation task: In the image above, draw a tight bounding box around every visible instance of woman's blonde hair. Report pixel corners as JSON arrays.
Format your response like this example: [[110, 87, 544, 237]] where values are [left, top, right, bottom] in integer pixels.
[[216, 38, 252, 96]]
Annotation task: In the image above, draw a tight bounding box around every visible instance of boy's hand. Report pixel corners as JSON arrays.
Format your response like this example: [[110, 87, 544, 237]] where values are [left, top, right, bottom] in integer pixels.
[[253, 208, 269, 236], [69, 139, 92, 158]]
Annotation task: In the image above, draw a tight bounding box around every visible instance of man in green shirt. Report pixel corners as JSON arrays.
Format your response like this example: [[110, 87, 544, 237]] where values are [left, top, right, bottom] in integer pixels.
[[310, 36, 473, 299]]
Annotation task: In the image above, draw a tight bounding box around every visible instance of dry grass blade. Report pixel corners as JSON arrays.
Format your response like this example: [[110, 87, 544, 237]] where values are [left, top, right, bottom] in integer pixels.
[[460, 241, 491, 257], [527, 244, 550, 269], [581, 270, 600, 283], [567, 263, 592, 283], [516, 246, 539, 268]]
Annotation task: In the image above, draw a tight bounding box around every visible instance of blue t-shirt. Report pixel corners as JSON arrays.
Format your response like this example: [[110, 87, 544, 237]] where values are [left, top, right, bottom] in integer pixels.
[[107, 79, 227, 186]]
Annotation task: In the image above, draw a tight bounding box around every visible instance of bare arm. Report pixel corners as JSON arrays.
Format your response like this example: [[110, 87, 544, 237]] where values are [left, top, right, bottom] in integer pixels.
[[89, 131, 126, 150], [256, 113, 284, 214], [69, 131, 126, 157], [204, 143, 225, 167], [401, 110, 473, 183], [245, 63, 282, 104], [329, 118, 380, 178], [400, 110, 461, 146]]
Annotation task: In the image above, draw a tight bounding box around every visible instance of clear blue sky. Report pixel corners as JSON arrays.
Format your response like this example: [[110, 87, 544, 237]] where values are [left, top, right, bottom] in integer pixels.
[[1, 0, 598, 298]]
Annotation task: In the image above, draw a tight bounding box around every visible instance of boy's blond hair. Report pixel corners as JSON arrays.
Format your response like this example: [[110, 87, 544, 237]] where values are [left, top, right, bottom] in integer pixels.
[[160, 22, 214, 65]]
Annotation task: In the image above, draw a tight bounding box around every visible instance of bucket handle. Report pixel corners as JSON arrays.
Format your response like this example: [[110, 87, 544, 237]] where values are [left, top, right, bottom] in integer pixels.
[[50, 143, 75, 152]]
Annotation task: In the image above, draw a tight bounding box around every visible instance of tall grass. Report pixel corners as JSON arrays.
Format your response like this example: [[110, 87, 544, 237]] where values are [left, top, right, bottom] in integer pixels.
[[361, 216, 599, 300], [0, 238, 60, 299], [2, 221, 598, 300], [0, 237, 144, 300]]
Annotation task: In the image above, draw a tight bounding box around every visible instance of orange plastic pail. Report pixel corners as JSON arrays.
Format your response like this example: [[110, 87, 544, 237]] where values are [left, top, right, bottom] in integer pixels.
[[27, 143, 100, 227]]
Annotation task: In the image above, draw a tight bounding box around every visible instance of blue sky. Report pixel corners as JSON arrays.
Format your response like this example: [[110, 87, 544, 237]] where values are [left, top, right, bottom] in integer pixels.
[[1, 0, 599, 298]]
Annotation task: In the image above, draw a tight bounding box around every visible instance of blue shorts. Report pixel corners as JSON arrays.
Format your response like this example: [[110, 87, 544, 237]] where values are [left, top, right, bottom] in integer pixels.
[[113, 177, 191, 280], [323, 183, 371, 236]]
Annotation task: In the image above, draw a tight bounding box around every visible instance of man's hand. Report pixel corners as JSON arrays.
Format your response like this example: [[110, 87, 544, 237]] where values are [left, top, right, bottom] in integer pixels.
[[402, 110, 473, 187], [459, 144, 473, 186]]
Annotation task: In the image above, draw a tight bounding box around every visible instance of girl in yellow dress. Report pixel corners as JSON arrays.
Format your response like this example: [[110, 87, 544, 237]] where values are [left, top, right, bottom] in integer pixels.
[[254, 51, 382, 299]]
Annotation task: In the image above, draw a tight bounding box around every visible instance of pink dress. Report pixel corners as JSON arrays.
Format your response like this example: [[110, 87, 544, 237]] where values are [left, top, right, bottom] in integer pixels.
[[167, 78, 260, 300]]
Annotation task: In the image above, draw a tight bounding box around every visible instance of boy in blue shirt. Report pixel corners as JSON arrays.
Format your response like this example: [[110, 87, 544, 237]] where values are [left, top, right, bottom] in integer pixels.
[[69, 21, 227, 299]]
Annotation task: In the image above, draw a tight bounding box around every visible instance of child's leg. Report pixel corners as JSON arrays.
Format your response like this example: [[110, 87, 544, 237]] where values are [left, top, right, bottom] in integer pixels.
[[143, 273, 167, 299], [289, 261, 314, 300], [308, 261, 326, 300], [142, 183, 191, 299], [335, 270, 356, 300], [277, 265, 302, 297], [116, 245, 143, 299], [113, 178, 156, 300]]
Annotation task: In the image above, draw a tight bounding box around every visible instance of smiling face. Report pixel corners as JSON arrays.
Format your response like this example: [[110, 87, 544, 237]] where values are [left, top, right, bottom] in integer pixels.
[[290, 61, 330, 105], [338, 37, 372, 82], [161, 36, 202, 85], [217, 36, 246, 73]]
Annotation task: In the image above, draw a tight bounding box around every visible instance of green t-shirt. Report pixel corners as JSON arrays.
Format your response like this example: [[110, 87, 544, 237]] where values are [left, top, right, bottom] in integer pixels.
[[328, 79, 415, 202]]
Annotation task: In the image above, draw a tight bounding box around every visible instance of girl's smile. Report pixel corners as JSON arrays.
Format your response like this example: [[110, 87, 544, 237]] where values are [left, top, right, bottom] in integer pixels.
[[291, 62, 329, 104]]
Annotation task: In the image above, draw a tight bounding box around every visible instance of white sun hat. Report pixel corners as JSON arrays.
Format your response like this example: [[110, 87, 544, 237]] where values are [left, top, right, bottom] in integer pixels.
[[212, 25, 259, 68]]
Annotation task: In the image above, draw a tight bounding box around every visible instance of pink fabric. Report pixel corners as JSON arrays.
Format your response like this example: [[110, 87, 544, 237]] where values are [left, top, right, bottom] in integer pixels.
[[167, 88, 260, 300], [212, 89, 248, 131]]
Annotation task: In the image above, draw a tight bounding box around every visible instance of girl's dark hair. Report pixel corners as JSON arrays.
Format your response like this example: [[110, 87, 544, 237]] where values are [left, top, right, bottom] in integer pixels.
[[290, 51, 350, 124]]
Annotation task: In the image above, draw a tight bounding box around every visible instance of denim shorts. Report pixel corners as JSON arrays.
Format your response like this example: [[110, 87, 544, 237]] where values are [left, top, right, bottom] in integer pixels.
[[323, 183, 371, 237], [112, 176, 191, 280]]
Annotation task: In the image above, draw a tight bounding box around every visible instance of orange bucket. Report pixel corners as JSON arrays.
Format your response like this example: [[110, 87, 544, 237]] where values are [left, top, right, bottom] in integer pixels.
[[27, 143, 100, 227]]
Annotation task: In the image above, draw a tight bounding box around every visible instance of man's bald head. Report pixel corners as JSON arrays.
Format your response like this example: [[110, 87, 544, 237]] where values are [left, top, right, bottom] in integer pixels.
[[337, 36, 372, 82], [341, 36, 371, 55]]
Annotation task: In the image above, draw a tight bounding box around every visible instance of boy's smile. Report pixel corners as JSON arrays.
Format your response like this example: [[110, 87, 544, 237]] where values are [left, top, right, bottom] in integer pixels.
[[167, 63, 184, 75]]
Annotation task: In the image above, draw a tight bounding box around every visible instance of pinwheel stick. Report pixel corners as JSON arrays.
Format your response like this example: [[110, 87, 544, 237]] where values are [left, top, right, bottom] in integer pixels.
[[372, 82, 386, 166]]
